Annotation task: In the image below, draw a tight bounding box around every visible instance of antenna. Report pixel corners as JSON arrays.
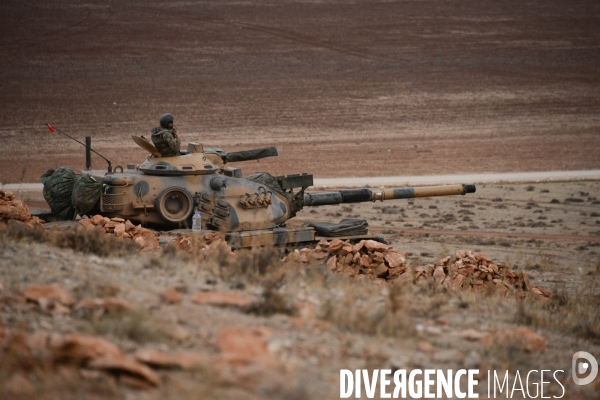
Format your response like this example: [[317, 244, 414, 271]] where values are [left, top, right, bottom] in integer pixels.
[[46, 124, 113, 173]]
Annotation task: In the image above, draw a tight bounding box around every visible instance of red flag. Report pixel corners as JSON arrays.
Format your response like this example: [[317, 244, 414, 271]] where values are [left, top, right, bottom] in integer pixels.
[[47, 124, 55, 132]]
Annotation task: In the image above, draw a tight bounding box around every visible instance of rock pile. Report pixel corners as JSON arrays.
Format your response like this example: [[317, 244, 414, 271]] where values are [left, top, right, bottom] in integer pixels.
[[79, 215, 159, 251], [0, 190, 45, 229], [422, 249, 553, 299], [286, 239, 553, 299], [172, 232, 236, 260]]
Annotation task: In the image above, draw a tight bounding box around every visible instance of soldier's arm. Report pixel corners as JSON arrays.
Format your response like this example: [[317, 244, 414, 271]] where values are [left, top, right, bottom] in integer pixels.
[[164, 131, 181, 155]]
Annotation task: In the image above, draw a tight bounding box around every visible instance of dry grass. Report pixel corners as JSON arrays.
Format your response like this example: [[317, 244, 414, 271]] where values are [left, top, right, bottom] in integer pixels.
[[0, 223, 138, 257], [319, 283, 415, 337], [82, 309, 168, 344], [514, 280, 600, 343]]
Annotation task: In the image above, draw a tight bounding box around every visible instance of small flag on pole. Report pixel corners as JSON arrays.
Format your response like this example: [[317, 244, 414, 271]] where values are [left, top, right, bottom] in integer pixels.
[[47, 124, 55, 132]]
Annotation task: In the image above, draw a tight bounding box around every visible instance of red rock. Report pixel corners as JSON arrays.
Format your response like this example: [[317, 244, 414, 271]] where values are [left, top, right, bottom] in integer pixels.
[[452, 274, 465, 289], [88, 354, 161, 387], [372, 254, 384, 263], [215, 328, 288, 391], [460, 329, 488, 341], [384, 251, 407, 268], [387, 266, 406, 279], [51, 334, 122, 361], [327, 255, 337, 270], [392, 270, 414, 286], [537, 286, 553, 297], [475, 253, 493, 263], [103, 221, 118, 230], [417, 341, 435, 353], [124, 219, 135, 232], [415, 266, 426, 278], [91, 215, 105, 225], [161, 287, 182, 305], [472, 284, 487, 292], [521, 271, 532, 291], [352, 241, 365, 253], [22, 284, 75, 307], [0, 198, 31, 221], [134, 229, 159, 250], [310, 250, 328, 261], [531, 288, 542, 296], [340, 244, 354, 255], [433, 266, 446, 283], [437, 256, 451, 266], [218, 328, 270, 359], [359, 255, 370, 268], [74, 297, 132, 313], [455, 249, 470, 259], [482, 327, 546, 353], [317, 239, 330, 248], [363, 240, 389, 252], [343, 253, 353, 265], [79, 219, 94, 228], [191, 292, 252, 308], [329, 239, 344, 252], [375, 263, 388, 277], [134, 349, 210, 369], [119, 374, 156, 390], [113, 223, 126, 238], [110, 217, 125, 223]]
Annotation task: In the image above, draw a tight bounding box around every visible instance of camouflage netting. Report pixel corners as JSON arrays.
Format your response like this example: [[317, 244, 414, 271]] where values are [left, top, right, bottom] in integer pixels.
[[41, 167, 77, 220], [246, 172, 285, 196], [71, 174, 102, 216]]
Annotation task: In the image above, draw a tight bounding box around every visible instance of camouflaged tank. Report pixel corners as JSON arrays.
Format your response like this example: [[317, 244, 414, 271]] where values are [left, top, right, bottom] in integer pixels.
[[82, 136, 476, 248]]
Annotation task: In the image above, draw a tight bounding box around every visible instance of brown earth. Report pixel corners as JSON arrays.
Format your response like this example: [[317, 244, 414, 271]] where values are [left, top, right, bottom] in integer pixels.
[[1, 1, 599, 399], [1, 0, 600, 184]]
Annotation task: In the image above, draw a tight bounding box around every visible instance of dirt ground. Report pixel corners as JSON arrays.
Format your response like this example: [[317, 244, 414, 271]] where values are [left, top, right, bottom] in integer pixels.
[[1, 0, 599, 399], [1, 0, 600, 183]]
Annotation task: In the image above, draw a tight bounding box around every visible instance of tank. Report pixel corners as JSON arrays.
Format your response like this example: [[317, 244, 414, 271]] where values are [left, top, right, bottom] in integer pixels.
[[71, 135, 476, 248]]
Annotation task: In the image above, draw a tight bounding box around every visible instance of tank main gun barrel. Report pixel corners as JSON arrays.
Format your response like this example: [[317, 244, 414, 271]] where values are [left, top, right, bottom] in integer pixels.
[[303, 184, 476, 207], [225, 147, 278, 163]]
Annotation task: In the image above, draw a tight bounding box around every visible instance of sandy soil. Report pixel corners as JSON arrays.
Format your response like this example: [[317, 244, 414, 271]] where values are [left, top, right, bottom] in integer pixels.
[[1, 1, 599, 399], [1, 0, 600, 184]]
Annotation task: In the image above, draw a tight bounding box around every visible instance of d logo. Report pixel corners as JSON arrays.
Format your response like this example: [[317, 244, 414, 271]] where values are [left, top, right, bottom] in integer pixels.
[[572, 351, 598, 386]]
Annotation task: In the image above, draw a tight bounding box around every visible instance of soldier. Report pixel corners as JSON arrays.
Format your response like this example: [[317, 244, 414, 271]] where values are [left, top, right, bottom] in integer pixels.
[[151, 113, 181, 157]]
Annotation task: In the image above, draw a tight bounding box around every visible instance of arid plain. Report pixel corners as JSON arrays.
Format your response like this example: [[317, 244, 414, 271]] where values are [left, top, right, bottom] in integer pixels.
[[1, 1, 599, 399]]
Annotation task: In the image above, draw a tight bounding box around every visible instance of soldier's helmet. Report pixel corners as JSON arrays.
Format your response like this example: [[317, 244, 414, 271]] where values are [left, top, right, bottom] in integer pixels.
[[159, 113, 174, 129]]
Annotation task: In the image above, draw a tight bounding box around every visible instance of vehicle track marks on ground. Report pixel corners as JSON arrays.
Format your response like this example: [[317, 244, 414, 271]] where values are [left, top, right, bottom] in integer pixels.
[[3, 7, 113, 54], [133, 5, 405, 63]]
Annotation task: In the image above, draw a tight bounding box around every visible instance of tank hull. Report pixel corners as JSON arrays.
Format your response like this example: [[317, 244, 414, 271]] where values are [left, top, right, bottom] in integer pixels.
[[87, 169, 290, 230]]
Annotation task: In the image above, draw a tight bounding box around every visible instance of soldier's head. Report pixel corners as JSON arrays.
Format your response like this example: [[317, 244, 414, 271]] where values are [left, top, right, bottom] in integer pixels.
[[159, 113, 174, 129]]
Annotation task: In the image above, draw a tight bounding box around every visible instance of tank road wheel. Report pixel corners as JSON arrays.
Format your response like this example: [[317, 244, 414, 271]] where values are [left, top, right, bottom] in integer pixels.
[[155, 187, 194, 225]]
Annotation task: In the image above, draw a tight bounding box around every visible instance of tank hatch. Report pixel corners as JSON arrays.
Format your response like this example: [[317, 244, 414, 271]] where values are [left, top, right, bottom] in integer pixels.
[[137, 141, 225, 176]]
